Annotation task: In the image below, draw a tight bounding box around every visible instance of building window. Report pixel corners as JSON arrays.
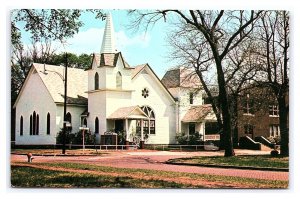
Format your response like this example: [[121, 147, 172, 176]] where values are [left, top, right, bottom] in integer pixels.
[[141, 88, 149, 98], [47, 113, 50, 135], [270, 124, 280, 137], [94, 72, 99, 90], [66, 112, 72, 124], [20, 116, 23, 136], [30, 115, 32, 135], [189, 93, 194, 104], [269, 105, 279, 116], [189, 123, 196, 134], [33, 111, 36, 135], [30, 111, 39, 135], [36, 114, 39, 135], [243, 94, 254, 115], [65, 112, 72, 130], [116, 71, 122, 89], [137, 106, 156, 134], [205, 122, 219, 135], [83, 118, 87, 127], [244, 124, 254, 135], [95, 117, 99, 134]]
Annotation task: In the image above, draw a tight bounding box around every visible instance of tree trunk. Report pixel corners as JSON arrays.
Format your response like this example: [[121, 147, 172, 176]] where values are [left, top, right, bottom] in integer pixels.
[[278, 93, 289, 156], [215, 60, 235, 157], [231, 96, 239, 148]]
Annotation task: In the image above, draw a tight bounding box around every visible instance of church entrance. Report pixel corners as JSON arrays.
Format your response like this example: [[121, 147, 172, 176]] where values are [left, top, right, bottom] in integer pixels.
[[115, 120, 124, 132]]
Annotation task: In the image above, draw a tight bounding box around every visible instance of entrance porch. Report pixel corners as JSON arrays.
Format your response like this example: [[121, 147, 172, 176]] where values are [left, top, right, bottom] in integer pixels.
[[106, 106, 149, 148]]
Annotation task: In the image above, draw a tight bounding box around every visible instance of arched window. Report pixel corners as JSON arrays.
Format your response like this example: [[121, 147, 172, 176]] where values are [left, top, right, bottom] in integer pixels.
[[47, 113, 50, 135], [66, 112, 72, 124], [65, 112, 72, 130], [36, 114, 39, 135], [20, 116, 23, 136], [94, 72, 99, 90], [83, 118, 87, 127], [116, 71, 122, 89], [95, 117, 99, 134], [30, 115, 32, 135], [33, 111, 36, 135], [140, 106, 155, 134]]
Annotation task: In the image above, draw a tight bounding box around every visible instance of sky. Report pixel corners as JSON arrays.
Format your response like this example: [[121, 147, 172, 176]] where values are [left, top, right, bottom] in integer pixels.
[[17, 9, 179, 78]]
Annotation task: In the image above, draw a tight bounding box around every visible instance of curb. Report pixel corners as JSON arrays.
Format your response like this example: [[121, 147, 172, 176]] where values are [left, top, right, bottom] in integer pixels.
[[165, 161, 289, 172]]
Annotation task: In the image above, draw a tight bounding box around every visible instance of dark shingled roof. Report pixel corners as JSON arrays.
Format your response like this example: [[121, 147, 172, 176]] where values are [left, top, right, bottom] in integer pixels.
[[161, 67, 201, 88], [89, 52, 132, 69]]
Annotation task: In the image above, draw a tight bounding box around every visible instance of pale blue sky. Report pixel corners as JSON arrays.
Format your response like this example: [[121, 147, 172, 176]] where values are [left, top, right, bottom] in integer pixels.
[[17, 9, 179, 78]]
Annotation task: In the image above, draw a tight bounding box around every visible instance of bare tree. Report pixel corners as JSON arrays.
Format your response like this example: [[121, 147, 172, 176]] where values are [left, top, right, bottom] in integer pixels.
[[129, 10, 262, 156], [256, 11, 289, 156]]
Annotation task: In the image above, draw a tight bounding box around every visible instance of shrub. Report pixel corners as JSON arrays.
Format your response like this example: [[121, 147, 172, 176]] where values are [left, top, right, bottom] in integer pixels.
[[175, 132, 188, 145], [56, 129, 95, 145], [56, 129, 73, 144]]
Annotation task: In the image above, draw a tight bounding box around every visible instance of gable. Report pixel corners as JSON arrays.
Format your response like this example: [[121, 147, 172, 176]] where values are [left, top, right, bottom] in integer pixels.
[[132, 64, 176, 103], [14, 63, 88, 108], [13, 65, 55, 108]]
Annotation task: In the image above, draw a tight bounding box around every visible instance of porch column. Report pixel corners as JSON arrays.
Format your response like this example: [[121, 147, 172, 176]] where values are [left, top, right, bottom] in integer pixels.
[[148, 118, 150, 134], [125, 118, 129, 142], [140, 119, 144, 149], [125, 118, 129, 149], [141, 119, 144, 141]]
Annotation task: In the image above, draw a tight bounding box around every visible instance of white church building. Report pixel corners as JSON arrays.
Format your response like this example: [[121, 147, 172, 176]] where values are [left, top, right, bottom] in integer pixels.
[[13, 14, 217, 146]]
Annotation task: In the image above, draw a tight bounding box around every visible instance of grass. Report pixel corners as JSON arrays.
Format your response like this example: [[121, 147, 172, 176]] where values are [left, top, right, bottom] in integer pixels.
[[11, 162, 288, 188], [11, 165, 201, 188], [167, 155, 289, 169]]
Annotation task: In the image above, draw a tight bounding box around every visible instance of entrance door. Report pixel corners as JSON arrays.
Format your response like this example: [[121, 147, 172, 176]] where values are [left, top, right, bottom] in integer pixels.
[[115, 120, 124, 132], [189, 123, 196, 135]]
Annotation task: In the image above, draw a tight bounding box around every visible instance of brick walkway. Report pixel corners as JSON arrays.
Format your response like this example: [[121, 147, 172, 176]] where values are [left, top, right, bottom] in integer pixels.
[[10, 150, 288, 181]]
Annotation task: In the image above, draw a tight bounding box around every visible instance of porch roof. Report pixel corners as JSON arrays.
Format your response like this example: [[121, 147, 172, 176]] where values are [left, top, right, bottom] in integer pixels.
[[182, 104, 213, 123], [107, 106, 149, 120]]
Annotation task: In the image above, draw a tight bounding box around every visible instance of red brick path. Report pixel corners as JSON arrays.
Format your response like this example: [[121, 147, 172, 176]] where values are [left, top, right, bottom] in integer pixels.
[[10, 150, 288, 181]]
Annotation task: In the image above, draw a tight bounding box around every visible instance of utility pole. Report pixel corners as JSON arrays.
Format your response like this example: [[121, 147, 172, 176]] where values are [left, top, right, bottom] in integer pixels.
[[62, 52, 68, 154]]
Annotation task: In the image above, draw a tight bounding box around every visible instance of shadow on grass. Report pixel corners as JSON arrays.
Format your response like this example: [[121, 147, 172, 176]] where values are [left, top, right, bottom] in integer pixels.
[[11, 166, 201, 188]]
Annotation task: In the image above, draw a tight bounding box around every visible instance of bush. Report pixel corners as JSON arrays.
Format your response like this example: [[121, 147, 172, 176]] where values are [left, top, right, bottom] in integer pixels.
[[175, 132, 203, 145], [175, 132, 189, 145], [56, 129, 73, 144], [56, 129, 95, 145]]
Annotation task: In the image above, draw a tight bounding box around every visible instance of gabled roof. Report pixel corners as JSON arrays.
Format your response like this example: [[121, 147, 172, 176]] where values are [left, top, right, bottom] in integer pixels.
[[182, 104, 213, 122], [161, 67, 201, 88], [131, 64, 147, 79], [88, 52, 132, 69], [14, 63, 88, 107], [131, 63, 177, 102], [108, 106, 148, 119]]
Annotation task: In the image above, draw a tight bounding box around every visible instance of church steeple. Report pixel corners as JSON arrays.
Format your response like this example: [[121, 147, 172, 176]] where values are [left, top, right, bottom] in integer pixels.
[[100, 12, 117, 54]]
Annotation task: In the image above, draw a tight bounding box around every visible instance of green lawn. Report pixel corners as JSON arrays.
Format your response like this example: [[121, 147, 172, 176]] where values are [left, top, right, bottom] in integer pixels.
[[167, 155, 289, 169], [11, 165, 193, 188], [11, 162, 288, 188]]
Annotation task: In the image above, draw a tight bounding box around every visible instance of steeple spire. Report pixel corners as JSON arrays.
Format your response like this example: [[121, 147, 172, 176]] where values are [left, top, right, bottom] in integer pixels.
[[100, 12, 117, 54]]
